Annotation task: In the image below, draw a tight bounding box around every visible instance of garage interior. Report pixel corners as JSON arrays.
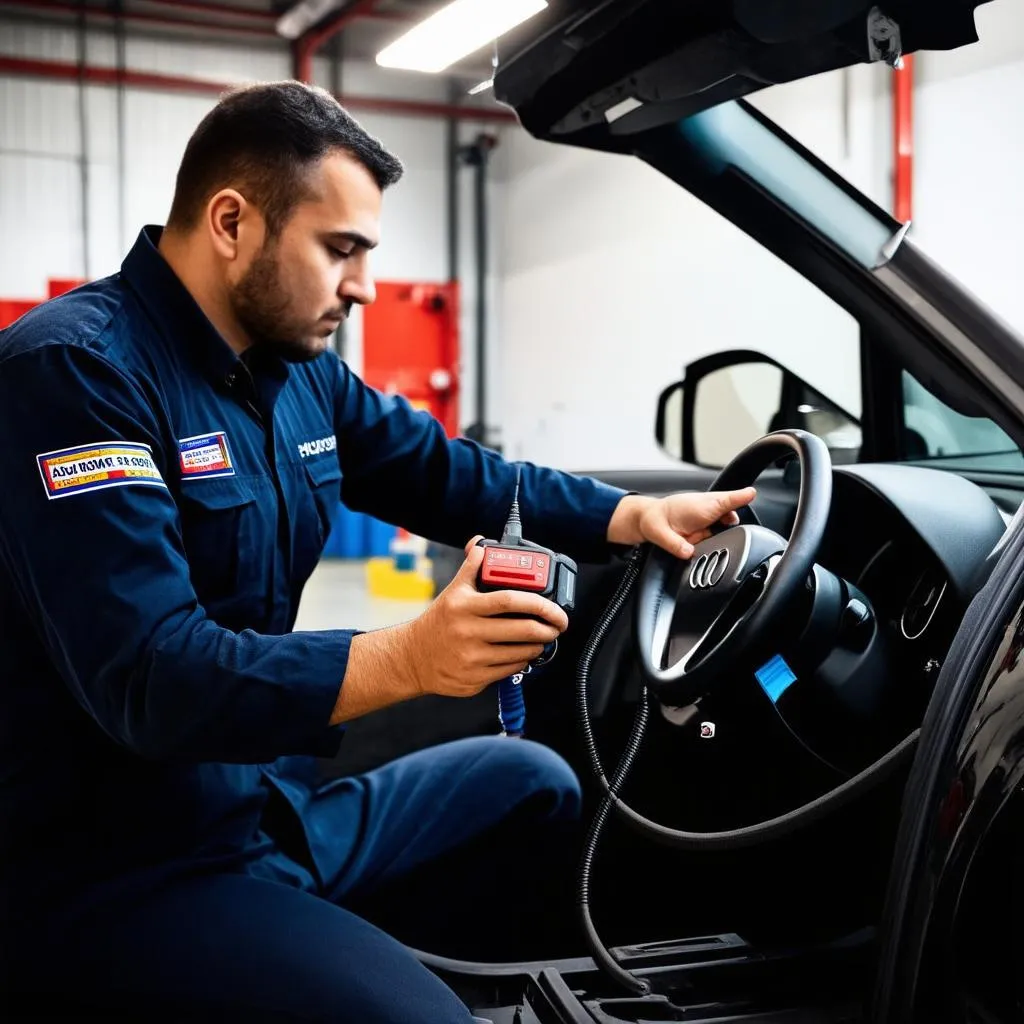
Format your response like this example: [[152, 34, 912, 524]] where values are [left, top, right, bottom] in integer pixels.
[[3, 1, 1024, 1021]]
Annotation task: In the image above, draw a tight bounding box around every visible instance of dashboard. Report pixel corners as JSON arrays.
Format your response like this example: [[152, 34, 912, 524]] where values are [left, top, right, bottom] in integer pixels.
[[541, 461, 1010, 760], [809, 464, 1007, 741], [566, 461, 1015, 824]]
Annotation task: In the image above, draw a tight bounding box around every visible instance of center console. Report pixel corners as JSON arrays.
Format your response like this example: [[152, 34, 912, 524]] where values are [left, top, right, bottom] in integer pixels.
[[417, 929, 871, 1023]]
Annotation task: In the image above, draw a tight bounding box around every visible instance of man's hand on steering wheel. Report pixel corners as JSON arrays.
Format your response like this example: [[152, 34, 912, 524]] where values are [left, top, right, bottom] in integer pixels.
[[607, 488, 758, 559], [634, 431, 832, 706]]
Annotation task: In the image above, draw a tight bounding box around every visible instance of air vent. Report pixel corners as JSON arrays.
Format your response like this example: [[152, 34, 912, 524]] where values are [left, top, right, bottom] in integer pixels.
[[901, 568, 947, 641]]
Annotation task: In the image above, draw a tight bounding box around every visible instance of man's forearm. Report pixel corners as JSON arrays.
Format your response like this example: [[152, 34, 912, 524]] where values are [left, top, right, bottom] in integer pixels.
[[329, 625, 423, 725]]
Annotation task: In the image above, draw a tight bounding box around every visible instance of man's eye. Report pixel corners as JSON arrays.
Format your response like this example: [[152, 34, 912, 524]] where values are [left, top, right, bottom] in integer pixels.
[[327, 246, 352, 260]]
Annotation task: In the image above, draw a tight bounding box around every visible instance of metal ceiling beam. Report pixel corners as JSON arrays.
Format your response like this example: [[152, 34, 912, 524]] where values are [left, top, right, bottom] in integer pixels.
[[141, 0, 410, 23], [2, 0, 277, 37], [292, 0, 381, 83], [134, 0, 277, 22], [0, 53, 519, 122]]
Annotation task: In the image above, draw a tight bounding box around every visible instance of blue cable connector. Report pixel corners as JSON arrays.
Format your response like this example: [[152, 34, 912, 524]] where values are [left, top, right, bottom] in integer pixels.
[[496, 640, 557, 737], [497, 673, 527, 737]]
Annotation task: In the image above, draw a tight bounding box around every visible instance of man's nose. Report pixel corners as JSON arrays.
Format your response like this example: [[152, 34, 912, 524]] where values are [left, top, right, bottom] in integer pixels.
[[341, 272, 375, 307]]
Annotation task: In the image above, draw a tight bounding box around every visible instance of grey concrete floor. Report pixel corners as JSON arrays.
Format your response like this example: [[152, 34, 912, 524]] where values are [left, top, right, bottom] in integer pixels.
[[294, 558, 432, 633]]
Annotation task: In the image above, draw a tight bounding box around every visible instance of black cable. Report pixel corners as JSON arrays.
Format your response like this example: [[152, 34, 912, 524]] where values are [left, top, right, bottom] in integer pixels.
[[578, 684, 651, 996], [601, 725, 920, 850], [578, 546, 920, 853], [502, 465, 522, 544], [574, 547, 650, 993], [574, 545, 922, 994]]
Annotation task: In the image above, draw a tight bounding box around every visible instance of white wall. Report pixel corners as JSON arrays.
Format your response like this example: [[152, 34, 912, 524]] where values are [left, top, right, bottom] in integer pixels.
[[910, 37, 1024, 333], [0, 19, 505, 433], [760, 1, 1024, 334], [495, 76, 870, 470], [495, 0, 1024, 471]]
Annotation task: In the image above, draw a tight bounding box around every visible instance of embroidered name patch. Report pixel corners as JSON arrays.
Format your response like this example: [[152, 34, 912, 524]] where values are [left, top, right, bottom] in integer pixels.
[[298, 434, 337, 459], [37, 442, 165, 500], [178, 431, 235, 479]]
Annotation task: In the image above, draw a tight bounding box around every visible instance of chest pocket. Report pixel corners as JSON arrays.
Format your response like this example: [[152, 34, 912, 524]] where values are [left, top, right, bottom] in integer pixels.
[[292, 457, 343, 585], [178, 476, 269, 608]]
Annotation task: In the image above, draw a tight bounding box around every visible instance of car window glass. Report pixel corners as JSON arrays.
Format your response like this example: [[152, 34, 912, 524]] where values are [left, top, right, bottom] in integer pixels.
[[901, 370, 1024, 473]]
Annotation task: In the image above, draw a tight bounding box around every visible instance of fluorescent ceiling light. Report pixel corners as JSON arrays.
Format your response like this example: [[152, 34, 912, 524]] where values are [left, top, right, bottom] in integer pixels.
[[376, 0, 547, 74], [468, 78, 494, 95]]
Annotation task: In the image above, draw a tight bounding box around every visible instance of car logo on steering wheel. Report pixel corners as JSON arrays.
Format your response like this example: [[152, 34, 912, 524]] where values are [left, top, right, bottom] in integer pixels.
[[689, 549, 730, 590]]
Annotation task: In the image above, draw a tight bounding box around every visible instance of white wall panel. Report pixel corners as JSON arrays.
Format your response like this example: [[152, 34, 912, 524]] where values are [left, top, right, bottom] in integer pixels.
[[1, 77, 80, 156], [120, 89, 211, 252], [497, 131, 859, 470], [911, 57, 1024, 334], [0, 73, 85, 292], [127, 35, 288, 83], [0, 152, 83, 292], [0, 20, 79, 62], [85, 158, 123, 282]]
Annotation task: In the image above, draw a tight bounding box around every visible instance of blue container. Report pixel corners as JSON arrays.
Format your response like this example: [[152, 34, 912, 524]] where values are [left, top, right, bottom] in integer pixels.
[[365, 516, 398, 558], [320, 503, 401, 561], [323, 502, 368, 559]]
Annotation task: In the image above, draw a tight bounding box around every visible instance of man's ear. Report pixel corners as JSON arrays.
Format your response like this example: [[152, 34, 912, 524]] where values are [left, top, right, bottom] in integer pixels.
[[207, 189, 247, 261]]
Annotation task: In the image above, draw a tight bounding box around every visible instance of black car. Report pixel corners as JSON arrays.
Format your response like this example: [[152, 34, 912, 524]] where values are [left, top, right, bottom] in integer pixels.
[[330, 2, 1024, 1020]]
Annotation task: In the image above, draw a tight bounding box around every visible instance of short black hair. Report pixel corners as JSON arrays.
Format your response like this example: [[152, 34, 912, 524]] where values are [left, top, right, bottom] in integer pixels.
[[166, 81, 404, 235]]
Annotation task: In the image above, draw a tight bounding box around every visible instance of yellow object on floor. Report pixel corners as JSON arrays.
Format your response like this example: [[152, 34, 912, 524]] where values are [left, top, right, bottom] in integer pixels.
[[365, 557, 435, 601]]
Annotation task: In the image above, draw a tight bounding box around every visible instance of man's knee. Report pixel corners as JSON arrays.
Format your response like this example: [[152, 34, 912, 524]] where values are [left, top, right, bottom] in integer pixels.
[[462, 735, 582, 824], [520, 738, 583, 821]]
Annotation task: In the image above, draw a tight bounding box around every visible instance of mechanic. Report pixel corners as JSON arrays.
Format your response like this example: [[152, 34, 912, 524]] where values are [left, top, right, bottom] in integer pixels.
[[0, 81, 755, 1022]]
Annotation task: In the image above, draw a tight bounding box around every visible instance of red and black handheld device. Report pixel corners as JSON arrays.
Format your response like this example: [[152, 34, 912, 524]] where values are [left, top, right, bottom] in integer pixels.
[[474, 468, 578, 736]]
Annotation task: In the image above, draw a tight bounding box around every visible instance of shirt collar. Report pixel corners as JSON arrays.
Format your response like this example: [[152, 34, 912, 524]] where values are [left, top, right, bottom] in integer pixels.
[[120, 225, 287, 391]]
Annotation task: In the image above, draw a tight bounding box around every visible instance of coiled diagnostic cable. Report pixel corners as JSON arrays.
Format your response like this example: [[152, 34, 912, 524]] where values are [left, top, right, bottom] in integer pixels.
[[575, 545, 921, 994]]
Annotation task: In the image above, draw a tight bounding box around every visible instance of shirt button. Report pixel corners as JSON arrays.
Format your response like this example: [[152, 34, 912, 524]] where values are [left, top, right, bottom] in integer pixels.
[[225, 372, 236, 386]]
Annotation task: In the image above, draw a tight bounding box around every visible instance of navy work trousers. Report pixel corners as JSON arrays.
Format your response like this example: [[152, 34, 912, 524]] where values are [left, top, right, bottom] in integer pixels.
[[6, 737, 583, 1022]]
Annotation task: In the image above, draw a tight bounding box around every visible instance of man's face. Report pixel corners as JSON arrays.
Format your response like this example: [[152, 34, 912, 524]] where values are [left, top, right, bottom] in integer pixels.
[[230, 150, 382, 363]]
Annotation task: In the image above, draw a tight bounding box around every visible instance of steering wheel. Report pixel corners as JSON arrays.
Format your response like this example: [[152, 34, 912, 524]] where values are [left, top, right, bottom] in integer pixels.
[[634, 430, 832, 707]]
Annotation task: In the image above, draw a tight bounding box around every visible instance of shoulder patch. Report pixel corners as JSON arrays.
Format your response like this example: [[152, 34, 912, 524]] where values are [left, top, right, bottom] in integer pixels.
[[178, 431, 234, 479], [37, 442, 165, 500]]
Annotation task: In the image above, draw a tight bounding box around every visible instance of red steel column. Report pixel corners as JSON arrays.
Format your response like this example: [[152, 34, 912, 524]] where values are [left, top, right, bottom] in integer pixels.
[[893, 53, 914, 223]]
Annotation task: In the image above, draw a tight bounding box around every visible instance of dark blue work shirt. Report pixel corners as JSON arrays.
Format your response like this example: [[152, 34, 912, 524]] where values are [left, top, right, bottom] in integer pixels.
[[0, 226, 626, 914]]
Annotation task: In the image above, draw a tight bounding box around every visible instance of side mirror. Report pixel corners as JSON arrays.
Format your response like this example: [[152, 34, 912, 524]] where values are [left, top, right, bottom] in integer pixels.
[[655, 381, 686, 460], [655, 350, 862, 468]]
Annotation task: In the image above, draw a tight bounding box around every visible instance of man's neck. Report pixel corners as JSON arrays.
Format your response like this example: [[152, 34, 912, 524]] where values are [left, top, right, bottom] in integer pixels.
[[157, 228, 251, 357]]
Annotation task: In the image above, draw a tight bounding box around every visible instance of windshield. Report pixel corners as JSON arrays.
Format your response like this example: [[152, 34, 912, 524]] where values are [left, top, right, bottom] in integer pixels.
[[678, 101, 899, 271]]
